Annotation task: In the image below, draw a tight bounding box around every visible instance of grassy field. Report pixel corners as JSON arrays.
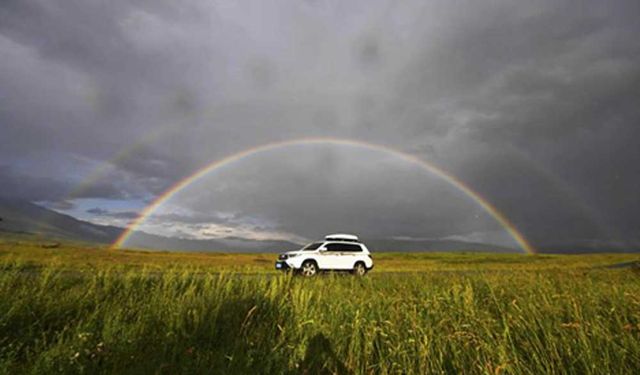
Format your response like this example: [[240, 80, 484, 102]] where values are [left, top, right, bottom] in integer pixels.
[[1, 235, 639, 374]]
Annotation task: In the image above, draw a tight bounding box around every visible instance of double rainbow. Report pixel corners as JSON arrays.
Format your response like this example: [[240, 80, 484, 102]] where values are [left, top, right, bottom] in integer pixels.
[[112, 137, 535, 254]]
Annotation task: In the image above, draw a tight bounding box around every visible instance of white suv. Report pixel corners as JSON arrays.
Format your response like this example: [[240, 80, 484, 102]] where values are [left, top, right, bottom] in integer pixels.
[[275, 234, 373, 276]]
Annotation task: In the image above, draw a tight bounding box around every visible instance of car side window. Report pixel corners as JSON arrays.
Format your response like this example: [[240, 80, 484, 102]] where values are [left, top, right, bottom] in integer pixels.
[[343, 244, 362, 252], [325, 243, 342, 252]]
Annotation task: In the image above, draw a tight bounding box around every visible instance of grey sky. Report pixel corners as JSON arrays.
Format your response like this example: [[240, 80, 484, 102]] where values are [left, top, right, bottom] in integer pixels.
[[1, 0, 639, 249]]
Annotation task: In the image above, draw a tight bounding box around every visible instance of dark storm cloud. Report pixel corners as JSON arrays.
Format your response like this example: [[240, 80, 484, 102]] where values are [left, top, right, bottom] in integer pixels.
[[0, 164, 136, 202], [0, 165, 69, 202], [109, 211, 139, 220], [87, 207, 139, 220], [87, 208, 108, 215], [150, 212, 241, 226], [1, 0, 639, 248]]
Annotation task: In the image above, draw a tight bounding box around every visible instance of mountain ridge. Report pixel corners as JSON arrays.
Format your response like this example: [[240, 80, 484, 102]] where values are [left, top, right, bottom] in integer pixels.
[[2, 197, 635, 253]]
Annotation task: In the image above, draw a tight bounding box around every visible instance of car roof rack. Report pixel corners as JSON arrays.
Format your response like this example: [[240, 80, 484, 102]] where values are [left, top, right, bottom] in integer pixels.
[[324, 233, 359, 242]]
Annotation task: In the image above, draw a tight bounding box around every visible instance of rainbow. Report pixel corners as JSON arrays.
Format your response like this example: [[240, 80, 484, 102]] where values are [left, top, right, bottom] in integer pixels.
[[113, 137, 536, 253]]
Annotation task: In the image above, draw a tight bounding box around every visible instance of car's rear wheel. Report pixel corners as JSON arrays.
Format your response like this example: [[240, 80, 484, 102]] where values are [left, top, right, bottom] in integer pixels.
[[300, 260, 318, 277], [353, 262, 367, 276]]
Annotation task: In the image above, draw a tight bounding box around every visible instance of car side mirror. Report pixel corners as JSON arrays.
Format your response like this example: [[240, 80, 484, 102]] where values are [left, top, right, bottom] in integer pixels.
[[318, 247, 327, 252]]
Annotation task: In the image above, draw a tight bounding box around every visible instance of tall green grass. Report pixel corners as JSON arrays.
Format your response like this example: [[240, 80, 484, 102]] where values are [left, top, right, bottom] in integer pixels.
[[1, 265, 638, 374]]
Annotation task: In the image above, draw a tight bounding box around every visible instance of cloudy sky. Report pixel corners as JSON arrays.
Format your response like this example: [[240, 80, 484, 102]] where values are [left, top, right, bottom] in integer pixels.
[[1, 0, 639, 250]]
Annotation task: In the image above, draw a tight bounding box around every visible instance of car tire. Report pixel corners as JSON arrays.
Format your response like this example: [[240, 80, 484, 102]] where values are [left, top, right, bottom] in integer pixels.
[[353, 262, 367, 276], [300, 260, 318, 277]]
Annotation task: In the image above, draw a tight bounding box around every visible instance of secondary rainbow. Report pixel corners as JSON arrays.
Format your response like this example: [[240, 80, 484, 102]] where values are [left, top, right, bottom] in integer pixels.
[[113, 137, 536, 253]]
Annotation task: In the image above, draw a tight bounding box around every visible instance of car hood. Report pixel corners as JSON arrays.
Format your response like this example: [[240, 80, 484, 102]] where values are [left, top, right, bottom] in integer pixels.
[[285, 251, 304, 256]]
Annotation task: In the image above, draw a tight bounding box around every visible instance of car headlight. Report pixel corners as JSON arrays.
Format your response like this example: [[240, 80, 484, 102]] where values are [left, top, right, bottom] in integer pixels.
[[287, 253, 299, 258]]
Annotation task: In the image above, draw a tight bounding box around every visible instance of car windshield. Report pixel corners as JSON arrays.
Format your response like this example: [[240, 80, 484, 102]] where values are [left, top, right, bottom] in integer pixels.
[[302, 242, 323, 251]]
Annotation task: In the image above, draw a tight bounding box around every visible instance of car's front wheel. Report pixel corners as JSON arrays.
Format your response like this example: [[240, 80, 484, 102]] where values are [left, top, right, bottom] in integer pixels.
[[300, 260, 318, 277], [353, 262, 367, 276]]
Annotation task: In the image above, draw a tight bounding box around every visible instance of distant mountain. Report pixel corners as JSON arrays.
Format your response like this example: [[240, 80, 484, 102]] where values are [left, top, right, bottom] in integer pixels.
[[0, 198, 514, 253], [0, 197, 300, 252], [0, 197, 123, 243], [3, 197, 634, 254], [363, 238, 517, 253], [535, 240, 639, 254], [109, 234, 517, 253], [124, 231, 301, 253]]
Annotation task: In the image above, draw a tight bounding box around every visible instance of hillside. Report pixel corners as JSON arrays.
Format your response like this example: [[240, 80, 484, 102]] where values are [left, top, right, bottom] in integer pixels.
[[0, 197, 122, 243], [0, 197, 299, 252], [0, 198, 517, 253], [365, 238, 515, 253], [5, 197, 632, 254]]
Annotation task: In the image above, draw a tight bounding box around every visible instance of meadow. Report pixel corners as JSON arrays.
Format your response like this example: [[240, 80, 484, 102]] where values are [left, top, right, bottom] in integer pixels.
[[0, 235, 639, 374]]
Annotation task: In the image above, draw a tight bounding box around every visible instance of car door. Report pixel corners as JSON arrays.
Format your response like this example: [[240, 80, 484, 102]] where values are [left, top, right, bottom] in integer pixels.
[[318, 243, 343, 269], [336, 243, 363, 269]]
